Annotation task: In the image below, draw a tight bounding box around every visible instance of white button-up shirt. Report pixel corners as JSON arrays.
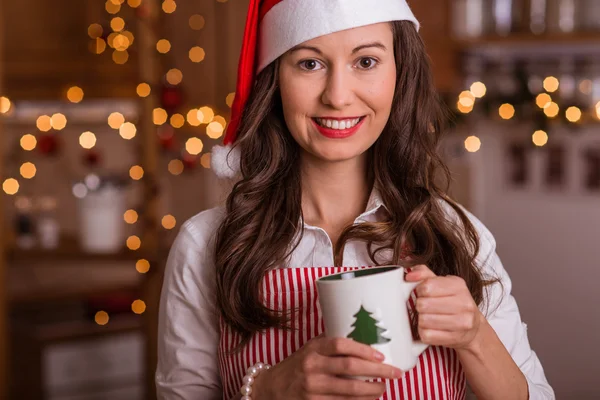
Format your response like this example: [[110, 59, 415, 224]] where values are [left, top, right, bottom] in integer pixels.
[[156, 190, 555, 399]]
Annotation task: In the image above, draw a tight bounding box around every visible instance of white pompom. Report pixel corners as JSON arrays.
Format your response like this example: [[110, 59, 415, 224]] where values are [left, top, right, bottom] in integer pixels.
[[210, 144, 241, 179]]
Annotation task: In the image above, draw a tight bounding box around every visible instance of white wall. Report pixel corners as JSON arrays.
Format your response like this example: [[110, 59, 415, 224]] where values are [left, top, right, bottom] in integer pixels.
[[459, 122, 600, 399]]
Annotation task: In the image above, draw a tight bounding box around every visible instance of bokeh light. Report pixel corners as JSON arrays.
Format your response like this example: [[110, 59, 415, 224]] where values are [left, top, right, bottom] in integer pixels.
[[185, 137, 203, 155], [79, 131, 97, 149], [532, 130, 548, 147], [20, 162, 37, 179], [464, 136, 481, 153]]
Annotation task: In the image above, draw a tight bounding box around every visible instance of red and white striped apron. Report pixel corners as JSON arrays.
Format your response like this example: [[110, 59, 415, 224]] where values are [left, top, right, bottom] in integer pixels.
[[218, 267, 467, 399]]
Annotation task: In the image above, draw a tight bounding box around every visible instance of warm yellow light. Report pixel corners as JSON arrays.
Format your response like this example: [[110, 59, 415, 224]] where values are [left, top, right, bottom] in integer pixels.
[[127, 235, 141, 250], [156, 39, 171, 54], [186, 137, 204, 155], [95, 311, 109, 325], [124, 209, 138, 224], [470, 82, 487, 98], [113, 50, 129, 64], [111, 17, 125, 32], [168, 159, 184, 175], [120, 122, 137, 139], [153, 108, 168, 125], [0, 96, 11, 113], [2, 178, 19, 195], [226, 92, 235, 108], [108, 112, 125, 129], [162, 0, 176, 13], [499, 103, 515, 120], [105, 0, 121, 14], [200, 153, 211, 169], [213, 115, 227, 129], [136, 259, 150, 273], [113, 34, 130, 51], [91, 38, 107, 54], [536, 93, 552, 109], [132, 299, 146, 314], [129, 165, 144, 180], [187, 109, 201, 126], [207, 122, 224, 139], [464, 136, 481, 153], [137, 83, 151, 97], [458, 90, 475, 107], [36, 115, 52, 132], [544, 102, 560, 118], [128, 0, 142, 7], [170, 114, 185, 128], [189, 46, 206, 63], [457, 101, 473, 114], [20, 134, 37, 151], [166, 68, 183, 85], [189, 14, 205, 30], [543, 76, 559, 93], [162, 215, 177, 230], [20, 162, 37, 179], [51, 113, 67, 130], [121, 30, 134, 46], [67, 86, 84, 103], [566, 106, 582, 123], [198, 106, 214, 123], [80, 131, 97, 149], [532, 130, 548, 147], [88, 23, 103, 39], [596, 101, 600, 120], [107, 32, 118, 48]]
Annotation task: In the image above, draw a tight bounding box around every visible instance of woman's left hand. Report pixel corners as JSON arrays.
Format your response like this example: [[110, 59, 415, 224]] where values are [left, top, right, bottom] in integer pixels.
[[405, 265, 485, 351]]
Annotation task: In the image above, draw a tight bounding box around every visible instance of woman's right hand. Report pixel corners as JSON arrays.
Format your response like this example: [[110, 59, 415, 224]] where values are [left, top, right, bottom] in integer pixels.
[[251, 335, 403, 399]]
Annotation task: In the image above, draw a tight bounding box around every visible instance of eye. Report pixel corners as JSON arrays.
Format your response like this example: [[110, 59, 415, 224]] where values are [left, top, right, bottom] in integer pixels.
[[357, 57, 378, 70], [298, 59, 323, 71]]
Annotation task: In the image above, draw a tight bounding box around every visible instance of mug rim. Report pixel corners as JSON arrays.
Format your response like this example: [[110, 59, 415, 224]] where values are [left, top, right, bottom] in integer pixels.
[[316, 265, 404, 283]]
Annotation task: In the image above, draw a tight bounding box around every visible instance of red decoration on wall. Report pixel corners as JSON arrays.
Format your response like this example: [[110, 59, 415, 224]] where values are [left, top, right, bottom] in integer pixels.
[[38, 134, 59, 156], [182, 152, 198, 170], [83, 149, 101, 167], [157, 124, 176, 151], [160, 84, 184, 112]]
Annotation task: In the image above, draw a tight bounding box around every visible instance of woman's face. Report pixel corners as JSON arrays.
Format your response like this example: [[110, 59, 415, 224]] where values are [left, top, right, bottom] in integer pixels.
[[278, 22, 396, 166]]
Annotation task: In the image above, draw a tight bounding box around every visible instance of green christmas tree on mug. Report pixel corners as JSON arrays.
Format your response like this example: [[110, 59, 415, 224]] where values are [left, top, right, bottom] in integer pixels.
[[347, 305, 391, 345]]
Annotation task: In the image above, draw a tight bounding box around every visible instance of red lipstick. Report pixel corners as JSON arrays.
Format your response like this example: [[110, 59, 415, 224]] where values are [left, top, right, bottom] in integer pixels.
[[311, 117, 365, 139]]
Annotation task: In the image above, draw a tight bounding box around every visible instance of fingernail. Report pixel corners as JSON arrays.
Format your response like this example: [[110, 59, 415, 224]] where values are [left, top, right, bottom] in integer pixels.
[[394, 368, 404, 378], [374, 351, 385, 361]]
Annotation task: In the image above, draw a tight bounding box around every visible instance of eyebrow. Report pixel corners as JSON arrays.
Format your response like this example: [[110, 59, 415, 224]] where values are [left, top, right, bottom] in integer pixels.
[[289, 41, 387, 55]]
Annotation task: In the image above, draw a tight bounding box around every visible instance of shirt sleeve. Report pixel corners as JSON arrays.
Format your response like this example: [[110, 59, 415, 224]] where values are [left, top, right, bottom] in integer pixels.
[[155, 214, 222, 400], [467, 211, 555, 400]]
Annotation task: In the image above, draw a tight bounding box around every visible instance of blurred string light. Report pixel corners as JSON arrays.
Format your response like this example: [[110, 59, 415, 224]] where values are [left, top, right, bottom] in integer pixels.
[[458, 90, 475, 108], [469, 81, 487, 98], [543, 76, 559, 93], [536, 93, 552, 109], [111, 17, 125, 32], [499, 103, 515, 120], [189, 14, 205, 30], [67, 86, 84, 103], [20, 162, 36, 179], [51, 113, 67, 130], [544, 102, 560, 118], [186, 137, 203, 155], [72, 183, 88, 199], [153, 108, 168, 125], [113, 34, 131, 51], [187, 109, 201, 126], [0, 96, 11, 113], [166, 68, 183, 85], [197, 106, 214, 123], [88, 23, 103, 39], [128, 0, 142, 7], [105, 0, 121, 14], [2, 178, 19, 195], [137, 83, 151, 97], [95, 311, 109, 325], [129, 165, 144, 180], [20, 134, 37, 151], [189, 47, 206, 63], [532, 130, 548, 147], [124, 209, 138, 224], [464, 136, 481, 153], [595, 101, 600, 119], [108, 112, 125, 129], [113, 50, 129, 64], [136, 259, 150, 273], [168, 159, 184, 175], [80, 131, 97, 149], [457, 100, 473, 114], [127, 235, 141, 250], [132, 299, 146, 314], [226, 93, 235, 108], [120, 122, 137, 139], [91, 38, 107, 54], [157, 39, 171, 54], [566, 106, 582, 123], [170, 113, 185, 128], [200, 153, 211, 169], [162, 0, 177, 13], [36, 115, 52, 132], [207, 121, 224, 139], [162, 215, 176, 230]]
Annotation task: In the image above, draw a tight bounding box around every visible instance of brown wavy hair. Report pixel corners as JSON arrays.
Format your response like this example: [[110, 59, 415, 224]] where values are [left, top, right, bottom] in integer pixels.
[[214, 21, 495, 348]]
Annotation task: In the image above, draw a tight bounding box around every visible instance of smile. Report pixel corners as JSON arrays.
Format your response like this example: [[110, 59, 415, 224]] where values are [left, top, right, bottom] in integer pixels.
[[311, 116, 366, 139]]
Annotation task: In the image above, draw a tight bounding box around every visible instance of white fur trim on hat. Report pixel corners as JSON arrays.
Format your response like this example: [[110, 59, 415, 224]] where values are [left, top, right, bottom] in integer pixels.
[[257, 0, 419, 73], [211, 144, 241, 178]]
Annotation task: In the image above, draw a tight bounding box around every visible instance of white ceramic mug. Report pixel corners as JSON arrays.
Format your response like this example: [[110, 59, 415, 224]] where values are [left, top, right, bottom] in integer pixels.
[[316, 266, 428, 372]]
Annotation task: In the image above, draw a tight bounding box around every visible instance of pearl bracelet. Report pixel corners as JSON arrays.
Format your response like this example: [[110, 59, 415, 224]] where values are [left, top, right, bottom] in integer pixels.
[[239, 362, 271, 400]]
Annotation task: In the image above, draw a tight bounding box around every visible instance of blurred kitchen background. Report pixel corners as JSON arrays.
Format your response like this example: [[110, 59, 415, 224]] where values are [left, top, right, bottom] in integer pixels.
[[0, 0, 598, 399]]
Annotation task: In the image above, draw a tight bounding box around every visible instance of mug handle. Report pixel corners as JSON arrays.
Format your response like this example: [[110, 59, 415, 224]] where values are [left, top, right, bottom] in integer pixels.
[[401, 270, 429, 357]]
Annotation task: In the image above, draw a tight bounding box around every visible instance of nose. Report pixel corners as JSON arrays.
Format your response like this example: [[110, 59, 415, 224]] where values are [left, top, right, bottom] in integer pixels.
[[320, 64, 355, 109]]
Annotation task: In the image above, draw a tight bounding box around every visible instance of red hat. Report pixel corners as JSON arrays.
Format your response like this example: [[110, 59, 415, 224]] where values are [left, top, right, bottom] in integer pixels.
[[212, 0, 420, 178]]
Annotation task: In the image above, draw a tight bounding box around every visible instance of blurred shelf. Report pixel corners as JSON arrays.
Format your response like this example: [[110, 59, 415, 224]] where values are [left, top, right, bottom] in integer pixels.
[[8, 261, 143, 305], [6, 236, 150, 265], [455, 32, 600, 57]]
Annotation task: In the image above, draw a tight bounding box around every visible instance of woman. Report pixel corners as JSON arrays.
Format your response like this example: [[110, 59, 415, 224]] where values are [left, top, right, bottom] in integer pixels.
[[156, 1, 554, 399]]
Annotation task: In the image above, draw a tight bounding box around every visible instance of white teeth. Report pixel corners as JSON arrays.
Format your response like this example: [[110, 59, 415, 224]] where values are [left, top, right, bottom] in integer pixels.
[[316, 117, 361, 130]]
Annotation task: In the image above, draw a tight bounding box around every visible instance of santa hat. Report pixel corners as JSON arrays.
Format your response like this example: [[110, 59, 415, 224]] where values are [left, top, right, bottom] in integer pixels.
[[211, 0, 420, 178]]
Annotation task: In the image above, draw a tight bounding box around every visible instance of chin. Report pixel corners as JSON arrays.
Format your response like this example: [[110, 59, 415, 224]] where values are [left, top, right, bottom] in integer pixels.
[[309, 144, 368, 164]]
